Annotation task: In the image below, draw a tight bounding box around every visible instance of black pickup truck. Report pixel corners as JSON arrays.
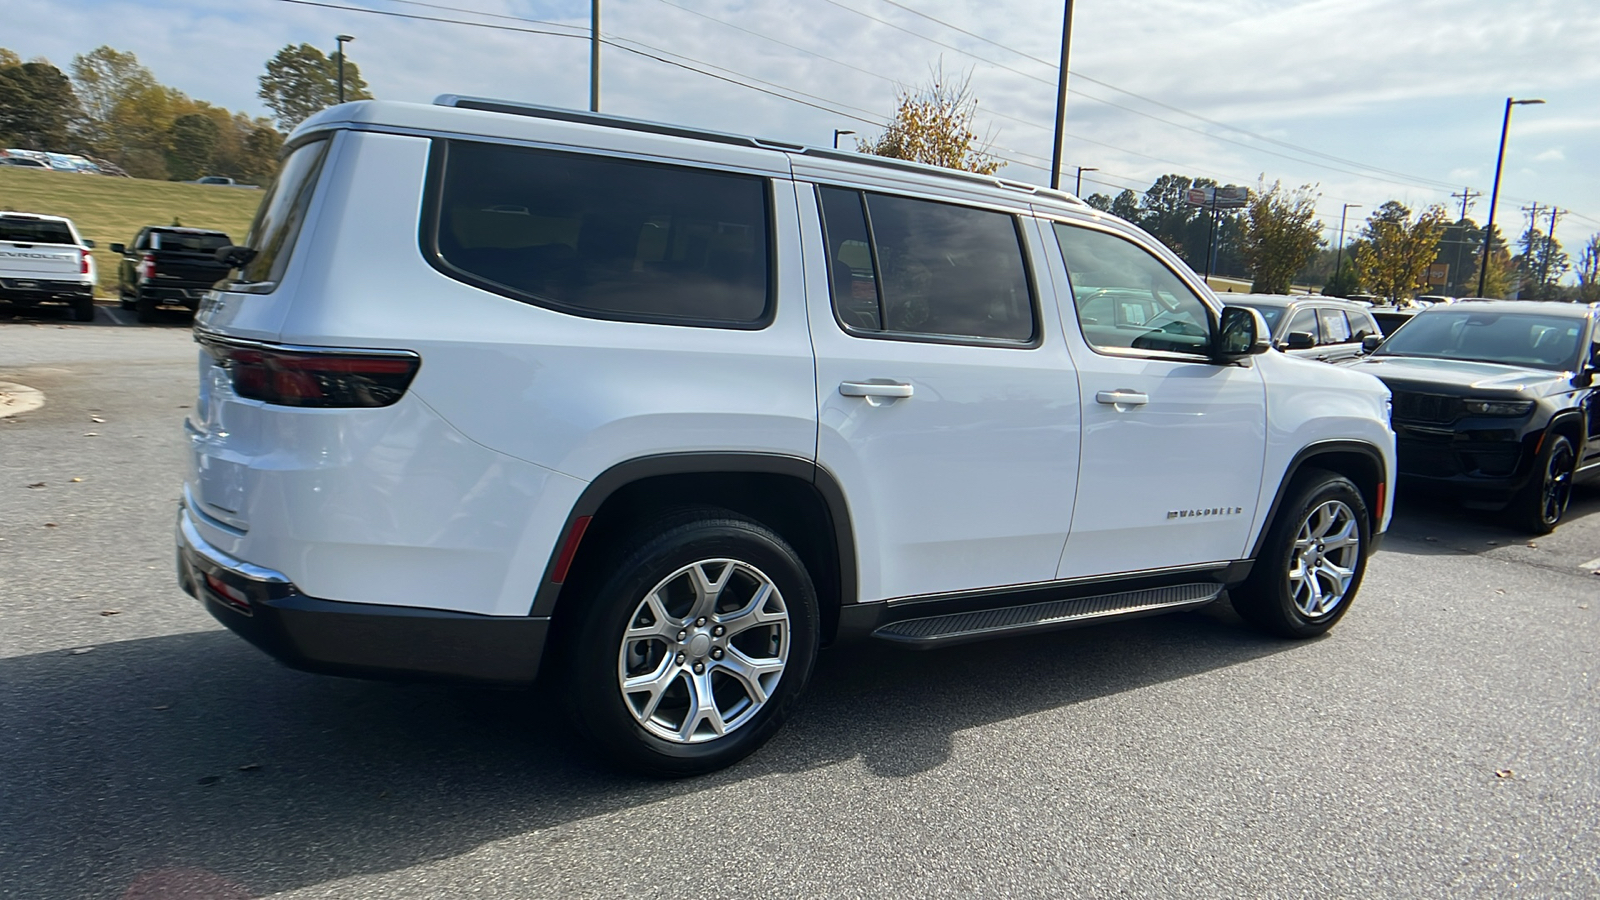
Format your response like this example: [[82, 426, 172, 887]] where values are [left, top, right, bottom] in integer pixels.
[[112, 227, 234, 322]]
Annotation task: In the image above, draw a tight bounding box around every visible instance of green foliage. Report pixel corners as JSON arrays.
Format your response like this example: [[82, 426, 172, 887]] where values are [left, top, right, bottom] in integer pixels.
[[1576, 233, 1600, 303], [258, 43, 372, 132], [1109, 189, 1140, 221], [1355, 201, 1447, 302], [166, 113, 219, 181], [0, 48, 21, 69], [0, 60, 85, 150], [1515, 226, 1569, 300], [1238, 179, 1323, 295], [1322, 262, 1362, 297], [859, 65, 1000, 175]]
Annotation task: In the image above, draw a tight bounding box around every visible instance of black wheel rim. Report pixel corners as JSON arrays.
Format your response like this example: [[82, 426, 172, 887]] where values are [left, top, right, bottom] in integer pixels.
[[1541, 441, 1575, 526]]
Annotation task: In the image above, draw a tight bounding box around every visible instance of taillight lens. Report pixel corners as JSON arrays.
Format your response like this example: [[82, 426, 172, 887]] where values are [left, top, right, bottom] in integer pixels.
[[80, 250, 90, 275], [201, 337, 420, 408], [140, 254, 155, 280]]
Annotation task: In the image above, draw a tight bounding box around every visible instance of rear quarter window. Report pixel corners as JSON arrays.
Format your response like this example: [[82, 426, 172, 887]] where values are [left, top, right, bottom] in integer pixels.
[[236, 137, 331, 288], [426, 140, 772, 328]]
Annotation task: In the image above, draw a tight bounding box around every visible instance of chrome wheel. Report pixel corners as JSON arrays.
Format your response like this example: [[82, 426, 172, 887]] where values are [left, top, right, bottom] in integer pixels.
[[1287, 499, 1360, 618], [617, 558, 790, 744]]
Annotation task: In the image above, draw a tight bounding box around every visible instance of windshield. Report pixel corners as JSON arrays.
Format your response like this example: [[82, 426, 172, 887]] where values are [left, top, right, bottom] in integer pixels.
[[1233, 304, 1284, 329], [1375, 310, 1585, 371]]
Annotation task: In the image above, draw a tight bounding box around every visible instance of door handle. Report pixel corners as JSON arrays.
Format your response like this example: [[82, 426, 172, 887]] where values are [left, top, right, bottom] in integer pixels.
[[840, 381, 914, 399], [1095, 389, 1149, 407]]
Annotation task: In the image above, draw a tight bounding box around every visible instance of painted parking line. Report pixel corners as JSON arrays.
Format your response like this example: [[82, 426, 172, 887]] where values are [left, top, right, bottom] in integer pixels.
[[1581, 556, 1600, 573]]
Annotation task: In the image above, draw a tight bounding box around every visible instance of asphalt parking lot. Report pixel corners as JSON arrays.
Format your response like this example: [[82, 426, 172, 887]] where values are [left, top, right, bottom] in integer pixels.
[[2, 312, 1596, 899]]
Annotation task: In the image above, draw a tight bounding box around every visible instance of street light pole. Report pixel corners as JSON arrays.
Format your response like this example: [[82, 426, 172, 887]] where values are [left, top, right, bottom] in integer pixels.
[[832, 129, 855, 150], [1335, 202, 1361, 294], [590, 0, 601, 112], [1048, 0, 1075, 191], [335, 34, 354, 104], [1074, 166, 1097, 196], [1477, 97, 1544, 297]]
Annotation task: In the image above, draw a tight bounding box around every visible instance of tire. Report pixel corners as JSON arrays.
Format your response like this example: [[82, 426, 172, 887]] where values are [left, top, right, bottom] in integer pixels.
[[1232, 468, 1370, 639], [119, 287, 134, 310], [71, 296, 96, 322], [561, 507, 819, 777], [135, 295, 159, 324], [1511, 433, 1576, 535]]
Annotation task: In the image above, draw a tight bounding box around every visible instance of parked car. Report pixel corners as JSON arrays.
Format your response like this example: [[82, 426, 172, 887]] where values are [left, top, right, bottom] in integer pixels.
[[111, 227, 234, 322], [1368, 305, 1421, 336], [1228, 294, 1381, 362], [188, 175, 257, 188], [176, 97, 1396, 776], [0, 157, 49, 168], [0, 212, 97, 321], [1347, 300, 1600, 533]]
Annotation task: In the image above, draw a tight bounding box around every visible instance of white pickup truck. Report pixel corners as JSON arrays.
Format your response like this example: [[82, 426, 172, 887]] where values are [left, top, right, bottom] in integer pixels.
[[0, 212, 97, 321]]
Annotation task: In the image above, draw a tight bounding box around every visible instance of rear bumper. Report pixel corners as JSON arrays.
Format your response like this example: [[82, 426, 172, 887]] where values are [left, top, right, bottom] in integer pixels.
[[176, 505, 548, 685], [0, 279, 92, 304], [138, 284, 207, 308]]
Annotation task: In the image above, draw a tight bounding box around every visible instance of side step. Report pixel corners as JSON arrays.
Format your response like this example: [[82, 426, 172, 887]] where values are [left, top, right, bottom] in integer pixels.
[[871, 582, 1223, 647]]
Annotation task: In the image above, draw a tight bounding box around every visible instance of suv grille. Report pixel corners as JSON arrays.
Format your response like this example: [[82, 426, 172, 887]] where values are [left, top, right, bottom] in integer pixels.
[[1391, 391, 1461, 424]]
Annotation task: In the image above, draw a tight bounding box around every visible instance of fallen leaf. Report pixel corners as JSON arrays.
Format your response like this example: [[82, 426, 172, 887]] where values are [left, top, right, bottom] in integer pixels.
[[89, 415, 105, 423], [1494, 589, 1506, 595], [237, 763, 262, 772], [70, 477, 83, 482], [26, 482, 44, 488], [43, 523, 57, 528], [1495, 768, 1514, 779], [1486, 540, 1498, 546], [1425, 536, 1438, 542], [82, 432, 99, 437], [151, 705, 170, 710], [197, 775, 222, 786], [68, 647, 94, 655], [1526, 542, 1537, 548], [99, 610, 121, 616], [1579, 604, 1590, 610]]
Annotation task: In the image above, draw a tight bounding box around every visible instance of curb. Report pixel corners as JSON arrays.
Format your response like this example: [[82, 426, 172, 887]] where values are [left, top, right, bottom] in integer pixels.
[[0, 381, 45, 418]]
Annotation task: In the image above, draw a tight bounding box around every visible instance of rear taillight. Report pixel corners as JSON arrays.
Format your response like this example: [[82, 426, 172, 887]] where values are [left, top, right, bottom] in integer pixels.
[[201, 336, 420, 408], [139, 253, 155, 280], [79, 250, 90, 275]]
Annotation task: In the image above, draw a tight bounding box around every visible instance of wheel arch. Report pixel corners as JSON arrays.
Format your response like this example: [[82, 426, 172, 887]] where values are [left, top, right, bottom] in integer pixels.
[[532, 453, 857, 644], [1250, 441, 1387, 561]]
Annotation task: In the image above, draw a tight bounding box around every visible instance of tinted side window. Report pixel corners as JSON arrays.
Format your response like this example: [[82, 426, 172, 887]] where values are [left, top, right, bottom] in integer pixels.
[[1284, 308, 1319, 342], [819, 187, 881, 331], [1319, 308, 1352, 343], [1052, 223, 1211, 354], [1349, 310, 1379, 339], [239, 137, 330, 287], [863, 194, 1034, 342], [432, 141, 771, 327]]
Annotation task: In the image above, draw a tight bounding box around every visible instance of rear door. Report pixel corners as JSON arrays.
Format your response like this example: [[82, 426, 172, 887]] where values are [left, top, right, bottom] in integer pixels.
[[802, 185, 1081, 603], [1043, 219, 1267, 578]]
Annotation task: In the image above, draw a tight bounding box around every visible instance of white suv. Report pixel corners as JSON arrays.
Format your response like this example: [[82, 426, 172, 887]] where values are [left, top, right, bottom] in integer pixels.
[[176, 98, 1395, 775]]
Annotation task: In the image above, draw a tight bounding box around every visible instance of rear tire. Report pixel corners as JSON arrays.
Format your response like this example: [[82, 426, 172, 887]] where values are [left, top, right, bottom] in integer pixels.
[[561, 507, 819, 777], [1511, 433, 1575, 535], [135, 295, 159, 324], [71, 296, 95, 322], [1232, 468, 1370, 639]]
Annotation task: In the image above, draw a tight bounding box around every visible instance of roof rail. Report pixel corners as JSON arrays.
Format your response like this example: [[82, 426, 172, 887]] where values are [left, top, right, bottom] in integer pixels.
[[434, 95, 1085, 205], [434, 95, 803, 152]]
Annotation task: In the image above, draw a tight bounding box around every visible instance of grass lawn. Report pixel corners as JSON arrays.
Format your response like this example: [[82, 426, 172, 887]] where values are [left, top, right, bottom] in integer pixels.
[[0, 168, 263, 297]]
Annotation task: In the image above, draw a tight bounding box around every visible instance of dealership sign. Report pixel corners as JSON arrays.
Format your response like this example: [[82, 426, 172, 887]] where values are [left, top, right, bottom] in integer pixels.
[[1185, 185, 1249, 209]]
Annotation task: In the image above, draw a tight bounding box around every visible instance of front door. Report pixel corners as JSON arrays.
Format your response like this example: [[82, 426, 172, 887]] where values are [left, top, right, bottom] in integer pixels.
[[1042, 220, 1268, 579], [799, 184, 1081, 603]]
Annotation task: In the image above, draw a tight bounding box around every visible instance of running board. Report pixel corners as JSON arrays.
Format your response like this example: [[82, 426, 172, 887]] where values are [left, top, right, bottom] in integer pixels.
[[871, 582, 1224, 647]]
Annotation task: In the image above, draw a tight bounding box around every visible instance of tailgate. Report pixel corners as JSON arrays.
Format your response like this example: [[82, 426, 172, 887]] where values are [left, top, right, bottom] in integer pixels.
[[0, 242, 81, 279], [150, 254, 231, 287]]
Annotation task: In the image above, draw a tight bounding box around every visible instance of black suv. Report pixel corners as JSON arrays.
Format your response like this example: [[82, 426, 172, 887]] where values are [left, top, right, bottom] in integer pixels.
[[1346, 300, 1600, 532]]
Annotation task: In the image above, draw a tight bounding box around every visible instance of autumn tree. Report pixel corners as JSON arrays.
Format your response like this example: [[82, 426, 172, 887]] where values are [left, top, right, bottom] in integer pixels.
[[0, 60, 85, 150], [0, 48, 20, 68], [71, 46, 160, 154], [1354, 201, 1447, 303], [858, 66, 999, 175], [1576, 233, 1600, 303], [258, 43, 371, 132], [1236, 180, 1323, 294], [1516, 226, 1569, 300]]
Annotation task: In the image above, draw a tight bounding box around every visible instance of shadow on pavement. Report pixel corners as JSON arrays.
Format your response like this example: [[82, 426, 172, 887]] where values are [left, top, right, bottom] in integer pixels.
[[0, 603, 1293, 899], [0, 302, 193, 327], [1382, 481, 1600, 557]]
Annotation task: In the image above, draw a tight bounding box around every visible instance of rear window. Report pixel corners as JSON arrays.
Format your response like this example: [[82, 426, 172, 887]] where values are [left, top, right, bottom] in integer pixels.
[[237, 137, 330, 288], [427, 141, 772, 327], [0, 218, 75, 245], [152, 231, 231, 252]]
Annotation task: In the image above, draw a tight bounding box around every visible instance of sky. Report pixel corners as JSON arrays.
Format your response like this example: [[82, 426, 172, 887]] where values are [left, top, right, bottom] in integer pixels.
[[9, 0, 1600, 279]]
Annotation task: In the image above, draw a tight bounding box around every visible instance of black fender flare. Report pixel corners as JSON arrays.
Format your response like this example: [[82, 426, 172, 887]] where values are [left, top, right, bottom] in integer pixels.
[[528, 453, 857, 618], [1249, 440, 1389, 561]]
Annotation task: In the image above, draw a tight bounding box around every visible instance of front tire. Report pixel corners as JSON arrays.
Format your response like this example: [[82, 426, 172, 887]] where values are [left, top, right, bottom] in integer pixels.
[[71, 296, 95, 322], [1512, 433, 1575, 534], [562, 508, 819, 777], [1232, 468, 1370, 639]]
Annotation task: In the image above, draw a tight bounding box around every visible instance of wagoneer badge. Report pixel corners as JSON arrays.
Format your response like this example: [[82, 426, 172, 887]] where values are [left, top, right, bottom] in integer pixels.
[[1168, 507, 1244, 520]]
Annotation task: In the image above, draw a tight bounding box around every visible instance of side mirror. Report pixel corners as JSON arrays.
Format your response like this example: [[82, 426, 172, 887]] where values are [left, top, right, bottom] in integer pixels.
[[1361, 334, 1383, 354], [1216, 306, 1271, 358], [1284, 331, 1316, 351], [215, 245, 258, 269], [109, 243, 125, 254], [82, 239, 95, 249]]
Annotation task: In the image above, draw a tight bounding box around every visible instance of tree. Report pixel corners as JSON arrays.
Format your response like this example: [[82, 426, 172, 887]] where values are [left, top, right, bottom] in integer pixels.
[[1238, 179, 1323, 294], [1083, 192, 1112, 212], [858, 65, 999, 174], [1576, 233, 1600, 303], [1137, 173, 1205, 255], [1354, 201, 1447, 303], [166, 113, 219, 180], [71, 46, 158, 153], [0, 48, 20, 69], [1515, 225, 1569, 300], [0, 60, 85, 150], [258, 43, 371, 132]]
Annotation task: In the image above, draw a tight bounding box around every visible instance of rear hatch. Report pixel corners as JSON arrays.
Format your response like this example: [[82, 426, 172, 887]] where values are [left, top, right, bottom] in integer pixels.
[[0, 215, 83, 281]]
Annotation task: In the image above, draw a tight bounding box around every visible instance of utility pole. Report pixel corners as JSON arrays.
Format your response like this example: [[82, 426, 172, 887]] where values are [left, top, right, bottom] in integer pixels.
[[1540, 207, 1564, 298], [1451, 187, 1480, 222], [1048, 0, 1076, 191], [1449, 188, 1480, 296], [590, 0, 601, 112], [1520, 202, 1542, 298]]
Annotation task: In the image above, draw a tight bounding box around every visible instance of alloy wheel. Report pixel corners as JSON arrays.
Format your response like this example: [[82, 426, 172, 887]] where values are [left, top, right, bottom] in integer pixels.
[[1287, 499, 1361, 619], [616, 559, 790, 744]]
